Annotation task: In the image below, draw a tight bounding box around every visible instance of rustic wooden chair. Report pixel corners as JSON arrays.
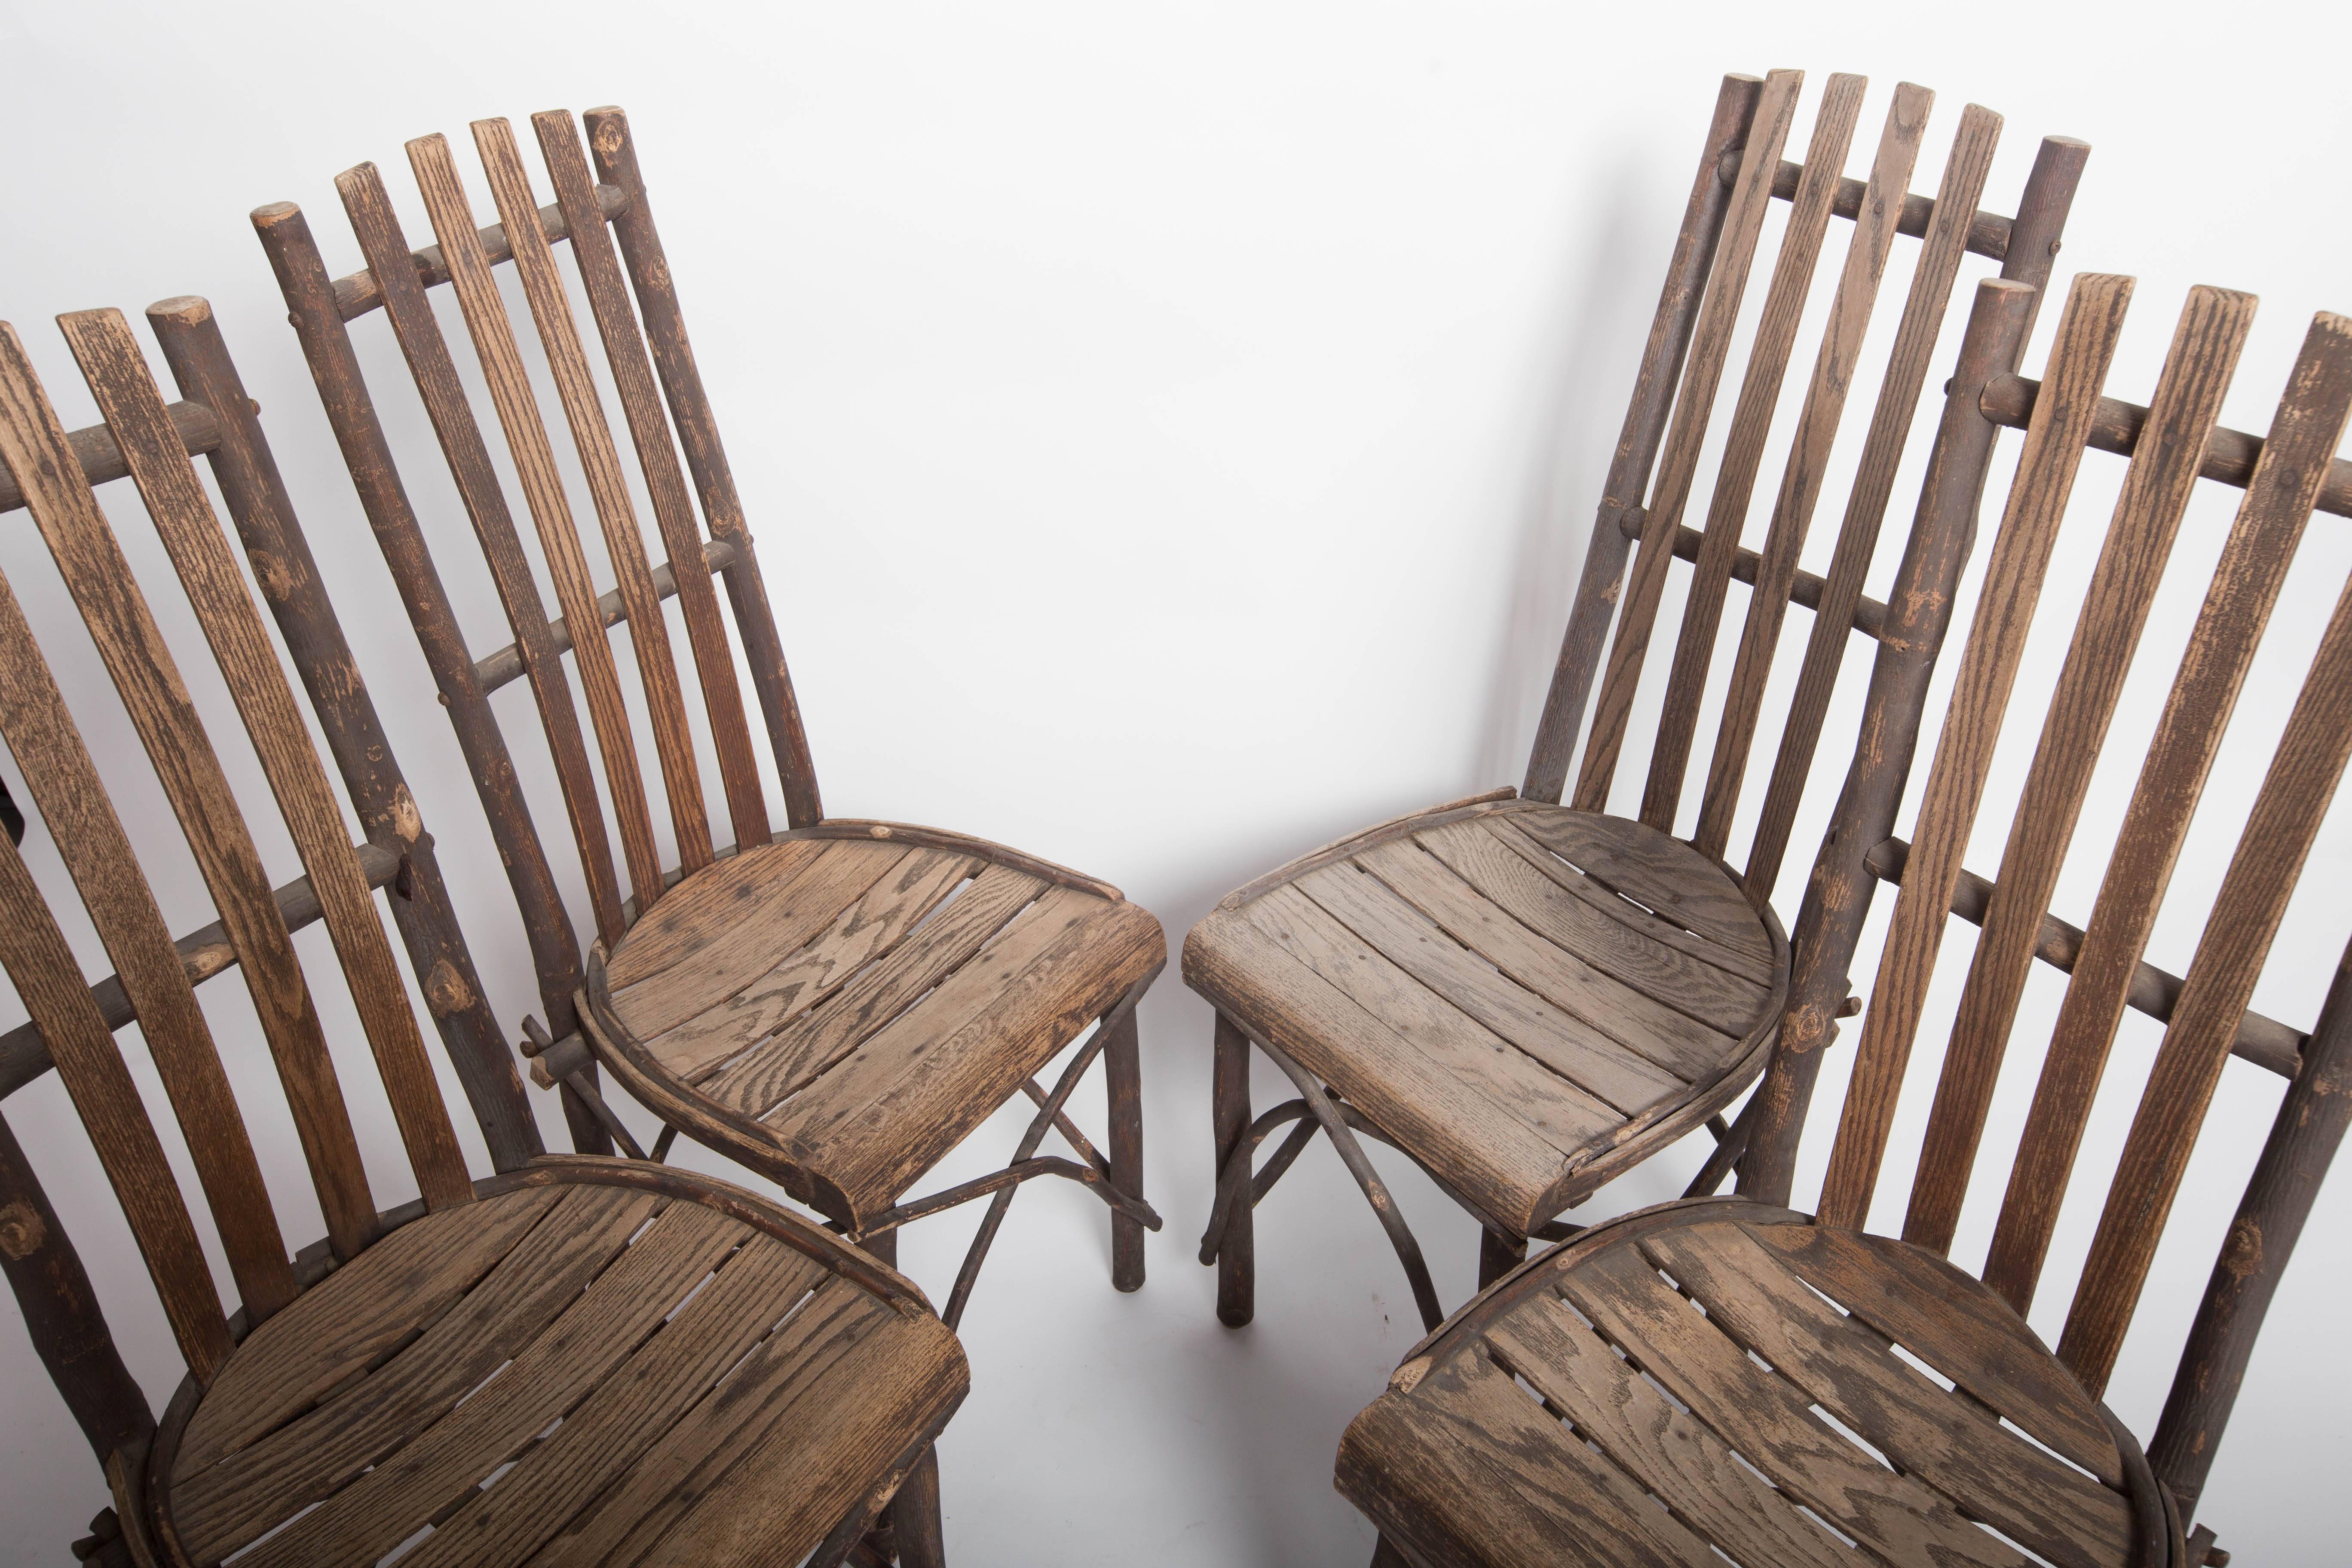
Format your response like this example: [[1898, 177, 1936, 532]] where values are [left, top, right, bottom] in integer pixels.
[[245, 107, 1167, 1333], [1185, 69, 2087, 1331], [0, 303, 969, 1566], [1336, 272, 2352, 1567]]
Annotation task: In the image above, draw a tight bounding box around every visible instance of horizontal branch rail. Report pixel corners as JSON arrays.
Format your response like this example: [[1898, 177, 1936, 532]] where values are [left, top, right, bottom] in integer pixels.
[[0, 401, 221, 515], [472, 537, 738, 692], [1730, 151, 2013, 262], [1865, 836, 2306, 1077], [331, 183, 632, 321], [0, 842, 404, 1099], [1620, 505, 1890, 638], [1982, 373, 2352, 519]]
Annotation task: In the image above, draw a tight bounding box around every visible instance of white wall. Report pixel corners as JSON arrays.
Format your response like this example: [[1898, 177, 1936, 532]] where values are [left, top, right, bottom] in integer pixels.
[[1, 2, 2346, 1563]]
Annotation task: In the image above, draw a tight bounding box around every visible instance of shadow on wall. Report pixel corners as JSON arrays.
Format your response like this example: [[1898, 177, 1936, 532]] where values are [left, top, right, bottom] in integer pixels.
[[1474, 163, 1659, 792]]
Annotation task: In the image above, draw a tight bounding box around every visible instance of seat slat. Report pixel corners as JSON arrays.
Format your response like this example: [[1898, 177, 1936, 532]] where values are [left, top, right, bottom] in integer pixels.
[[1240, 881, 1625, 1145], [614, 840, 909, 1039], [1485, 1292, 1857, 1568], [1188, 888, 1572, 1231], [1692, 83, 1933, 861], [1642, 73, 1870, 835], [1417, 1350, 1722, 1568], [64, 307, 477, 1217], [1354, 836, 1736, 1079], [1643, 1223, 2132, 1568], [534, 108, 773, 854], [769, 889, 1162, 1213], [516, 1277, 864, 1565], [713, 862, 1048, 1118], [1576, 70, 1804, 812], [410, 132, 672, 918], [1417, 819, 1767, 1035], [1513, 811, 1770, 964], [231, 1200, 744, 1568], [1483, 816, 1775, 985], [397, 1236, 827, 1568], [1905, 287, 2255, 1258], [1562, 1240, 2031, 1568], [336, 159, 630, 945], [1819, 273, 2135, 1231], [172, 1185, 660, 1562], [1986, 310, 2352, 1313], [1749, 1222, 2121, 1484], [623, 1286, 963, 1568], [2061, 545, 2352, 1394], [0, 323, 313, 1309], [171, 1187, 562, 1479], [473, 117, 717, 880], [651, 848, 979, 1084], [603, 837, 827, 989]]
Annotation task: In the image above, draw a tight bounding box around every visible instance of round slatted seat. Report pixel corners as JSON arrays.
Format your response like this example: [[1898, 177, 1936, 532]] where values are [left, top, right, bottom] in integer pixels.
[[155, 1164, 966, 1568], [1338, 1198, 2175, 1568], [1184, 799, 1789, 1238], [582, 825, 1167, 1233]]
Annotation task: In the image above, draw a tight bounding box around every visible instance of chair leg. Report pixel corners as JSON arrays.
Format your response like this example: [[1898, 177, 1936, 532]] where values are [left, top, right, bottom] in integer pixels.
[[888, 1446, 947, 1568], [857, 1230, 902, 1565], [1211, 1011, 1255, 1326], [1477, 1226, 1527, 1291], [1105, 1007, 1145, 1292]]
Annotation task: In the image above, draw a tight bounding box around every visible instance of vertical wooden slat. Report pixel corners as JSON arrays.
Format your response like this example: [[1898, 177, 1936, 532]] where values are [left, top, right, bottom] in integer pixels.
[[407, 133, 668, 917], [333, 162, 631, 948], [248, 202, 600, 1108], [2058, 554, 2352, 1394], [0, 322, 328, 1298], [583, 105, 824, 830], [62, 308, 473, 1214], [2152, 922, 2352, 1521], [1899, 287, 2257, 1257], [533, 108, 772, 854], [472, 117, 715, 877], [1640, 72, 1870, 834], [1736, 142, 2088, 1208], [1689, 82, 1935, 862], [144, 294, 542, 1173], [1814, 273, 2134, 1232], [1573, 69, 1804, 814], [0, 1108, 154, 1459], [1984, 311, 2352, 1311], [1521, 74, 1765, 804], [0, 828, 230, 1381]]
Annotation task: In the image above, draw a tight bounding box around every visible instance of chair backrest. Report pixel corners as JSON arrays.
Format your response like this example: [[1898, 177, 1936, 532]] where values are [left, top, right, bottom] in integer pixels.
[[1524, 70, 2086, 900], [0, 305, 486, 1413], [1749, 271, 2352, 1525], [251, 107, 818, 1043]]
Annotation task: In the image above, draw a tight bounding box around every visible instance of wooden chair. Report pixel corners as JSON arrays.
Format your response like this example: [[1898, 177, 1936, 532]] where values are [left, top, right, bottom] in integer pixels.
[[0, 303, 967, 1566], [245, 107, 1167, 1331], [1185, 69, 2087, 1331], [1336, 272, 2352, 1566]]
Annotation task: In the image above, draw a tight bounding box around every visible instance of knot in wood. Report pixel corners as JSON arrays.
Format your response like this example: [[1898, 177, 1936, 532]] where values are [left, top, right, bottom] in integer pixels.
[[0, 1197, 46, 1259], [423, 956, 474, 1017]]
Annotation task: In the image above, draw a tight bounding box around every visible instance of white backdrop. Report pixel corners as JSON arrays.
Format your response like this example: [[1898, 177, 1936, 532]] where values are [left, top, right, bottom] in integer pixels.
[[1, 2, 2347, 1563]]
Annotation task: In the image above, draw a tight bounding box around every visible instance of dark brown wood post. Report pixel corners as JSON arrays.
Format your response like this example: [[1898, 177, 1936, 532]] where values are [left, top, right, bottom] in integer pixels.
[[249, 201, 609, 1157], [2150, 929, 2352, 1524], [1520, 74, 1763, 803], [0, 1109, 152, 1463], [1104, 1007, 1145, 1291], [1736, 278, 2039, 1205], [144, 296, 541, 1172], [1477, 1226, 1528, 1290], [580, 106, 824, 830], [1211, 1011, 1255, 1325]]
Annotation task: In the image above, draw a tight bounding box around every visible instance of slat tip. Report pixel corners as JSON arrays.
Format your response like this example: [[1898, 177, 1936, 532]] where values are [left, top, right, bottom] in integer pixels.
[[145, 296, 211, 327]]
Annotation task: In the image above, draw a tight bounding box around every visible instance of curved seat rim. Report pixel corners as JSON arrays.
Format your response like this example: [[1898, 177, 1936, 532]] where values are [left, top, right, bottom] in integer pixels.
[[142, 1157, 964, 1568]]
